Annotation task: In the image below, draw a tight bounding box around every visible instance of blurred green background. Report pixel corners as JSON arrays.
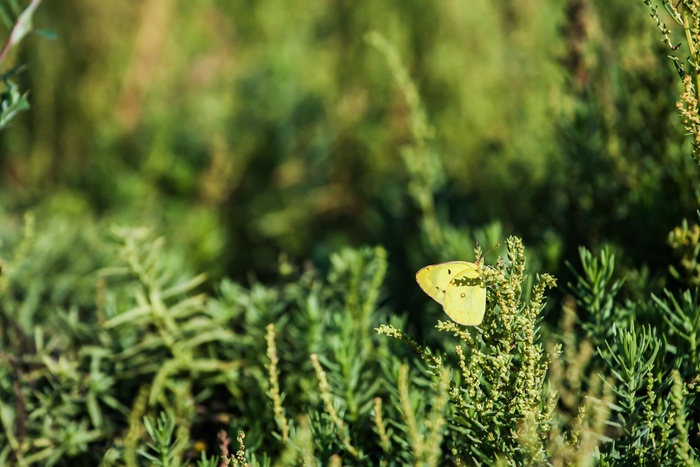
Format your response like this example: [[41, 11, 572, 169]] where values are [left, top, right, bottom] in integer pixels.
[[1, 0, 698, 324]]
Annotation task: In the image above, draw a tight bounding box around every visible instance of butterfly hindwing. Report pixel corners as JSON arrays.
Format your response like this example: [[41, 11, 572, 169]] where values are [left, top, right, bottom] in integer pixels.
[[443, 263, 486, 325]]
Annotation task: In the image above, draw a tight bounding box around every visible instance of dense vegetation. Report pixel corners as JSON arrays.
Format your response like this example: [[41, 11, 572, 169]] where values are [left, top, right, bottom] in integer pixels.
[[0, 0, 699, 465]]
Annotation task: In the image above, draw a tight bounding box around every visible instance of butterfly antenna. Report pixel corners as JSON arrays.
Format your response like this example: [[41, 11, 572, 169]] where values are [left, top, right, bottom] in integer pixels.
[[474, 242, 501, 265], [483, 243, 501, 258]]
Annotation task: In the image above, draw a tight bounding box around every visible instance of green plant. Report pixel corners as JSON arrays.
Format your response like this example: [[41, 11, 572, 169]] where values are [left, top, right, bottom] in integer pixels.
[[3, 1, 700, 465], [379, 237, 563, 463], [668, 215, 700, 287], [0, 0, 46, 129], [567, 247, 628, 346], [566, 246, 700, 464], [138, 411, 187, 466], [654, 289, 700, 374], [366, 31, 443, 249], [645, 0, 700, 164]]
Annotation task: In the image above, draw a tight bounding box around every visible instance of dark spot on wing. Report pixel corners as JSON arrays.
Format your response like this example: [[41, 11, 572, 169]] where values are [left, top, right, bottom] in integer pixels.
[[451, 276, 482, 287]]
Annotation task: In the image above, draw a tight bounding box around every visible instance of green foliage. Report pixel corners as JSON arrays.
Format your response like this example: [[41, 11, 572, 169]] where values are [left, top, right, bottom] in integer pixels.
[[2, 0, 700, 465], [567, 247, 627, 346], [654, 289, 700, 374], [0, 215, 416, 464], [0, 0, 44, 130], [380, 237, 559, 464], [0, 0, 697, 324], [645, 0, 700, 164], [668, 215, 700, 287], [566, 246, 700, 464], [139, 412, 187, 466], [1, 214, 700, 464], [0, 75, 29, 129], [548, 0, 700, 278]]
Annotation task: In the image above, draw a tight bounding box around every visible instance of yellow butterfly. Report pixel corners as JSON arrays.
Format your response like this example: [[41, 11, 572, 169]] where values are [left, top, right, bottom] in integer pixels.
[[416, 259, 486, 326]]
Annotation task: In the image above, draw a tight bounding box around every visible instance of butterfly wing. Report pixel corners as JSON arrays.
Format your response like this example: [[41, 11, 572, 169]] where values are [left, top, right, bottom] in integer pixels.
[[443, 263, 486, 325], [416, 261, 471, 305]]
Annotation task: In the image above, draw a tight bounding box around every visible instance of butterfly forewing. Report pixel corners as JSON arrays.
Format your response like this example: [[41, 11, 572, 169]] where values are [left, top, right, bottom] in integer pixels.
[[415, 261, 471, 305]]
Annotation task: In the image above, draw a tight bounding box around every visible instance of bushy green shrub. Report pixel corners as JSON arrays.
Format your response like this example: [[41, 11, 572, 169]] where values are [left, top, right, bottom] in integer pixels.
[[2, 0, 700, 465]]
